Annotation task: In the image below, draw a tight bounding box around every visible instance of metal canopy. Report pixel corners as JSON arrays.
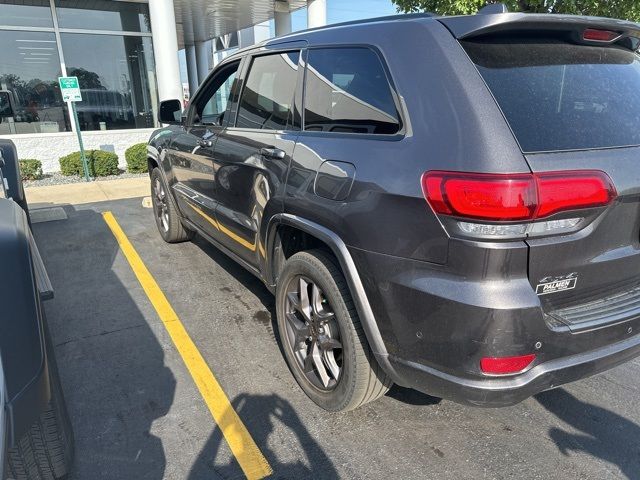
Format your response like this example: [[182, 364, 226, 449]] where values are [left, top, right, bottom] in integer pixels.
[[174, 0, 307, 47]]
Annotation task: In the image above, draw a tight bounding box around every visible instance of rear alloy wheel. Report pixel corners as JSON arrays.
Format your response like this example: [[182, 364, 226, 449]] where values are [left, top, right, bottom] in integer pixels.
[[150, 168, 193, 243], [276, 250, 392, 411], [284, 275, 343, 391]]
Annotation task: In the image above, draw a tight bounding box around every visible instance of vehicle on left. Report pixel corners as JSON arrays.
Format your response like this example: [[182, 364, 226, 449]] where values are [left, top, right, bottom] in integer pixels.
[[0, 90, 74, 480]]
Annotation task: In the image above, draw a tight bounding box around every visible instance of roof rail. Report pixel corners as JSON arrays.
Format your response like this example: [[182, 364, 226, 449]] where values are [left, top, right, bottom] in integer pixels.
[[478, 3, 509, 14]]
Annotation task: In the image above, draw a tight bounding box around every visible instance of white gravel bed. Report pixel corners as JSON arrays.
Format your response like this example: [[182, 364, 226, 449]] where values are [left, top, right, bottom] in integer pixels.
[[23, 171, 148, 188]]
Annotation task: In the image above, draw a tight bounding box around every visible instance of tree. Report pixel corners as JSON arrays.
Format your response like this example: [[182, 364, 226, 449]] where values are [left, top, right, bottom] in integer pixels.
[[391, 0, 640, 21], [67, 68, 105, 90]]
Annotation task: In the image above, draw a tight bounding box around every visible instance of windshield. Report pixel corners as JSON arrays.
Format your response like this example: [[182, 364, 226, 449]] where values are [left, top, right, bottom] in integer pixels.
[[463, 38, 640, 153]]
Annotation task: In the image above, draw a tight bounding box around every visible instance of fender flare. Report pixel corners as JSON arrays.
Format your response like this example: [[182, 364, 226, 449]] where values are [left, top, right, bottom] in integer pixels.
[[265, 213, 405, 385]]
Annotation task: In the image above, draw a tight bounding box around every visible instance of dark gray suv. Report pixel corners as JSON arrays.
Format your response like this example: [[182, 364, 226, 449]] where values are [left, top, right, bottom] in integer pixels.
[[148, 11, 640, 411]]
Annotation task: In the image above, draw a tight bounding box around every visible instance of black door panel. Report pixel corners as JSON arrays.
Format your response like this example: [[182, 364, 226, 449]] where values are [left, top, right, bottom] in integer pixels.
[[210, 50, 302, 268]]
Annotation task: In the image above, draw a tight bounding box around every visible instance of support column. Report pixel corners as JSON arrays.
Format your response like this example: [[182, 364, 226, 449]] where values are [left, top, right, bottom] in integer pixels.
[[148, 0, 182, 102], [185, 44, 198, 95], [307, 0, 327, 29], [195, 40, 210, 85], [274, 2, 292, 36]]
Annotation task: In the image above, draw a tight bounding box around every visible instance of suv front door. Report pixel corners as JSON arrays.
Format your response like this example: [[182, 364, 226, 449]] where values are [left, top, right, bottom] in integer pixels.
[[211, 50, 302, 270], [169, 60, 240, 238]]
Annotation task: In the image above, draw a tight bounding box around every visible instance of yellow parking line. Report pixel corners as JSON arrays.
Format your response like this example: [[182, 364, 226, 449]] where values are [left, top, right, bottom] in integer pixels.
[[102, 211, 273, 480]]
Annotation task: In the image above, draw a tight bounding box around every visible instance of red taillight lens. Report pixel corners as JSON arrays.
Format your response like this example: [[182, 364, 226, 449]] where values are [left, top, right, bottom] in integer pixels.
[[536, 171, 616, 218], [422, 170, 616, 221], [583, 28, 620, 42], [423, 172, 536, 221], [480, 354, 536, 375]]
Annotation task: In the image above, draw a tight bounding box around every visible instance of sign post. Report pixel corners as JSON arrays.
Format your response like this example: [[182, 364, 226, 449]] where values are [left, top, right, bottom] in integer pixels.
[[58, 76, 90, 181]]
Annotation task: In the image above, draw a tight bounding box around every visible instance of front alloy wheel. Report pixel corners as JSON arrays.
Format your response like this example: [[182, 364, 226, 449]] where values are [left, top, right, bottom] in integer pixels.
[[153, 176, 169, 233]]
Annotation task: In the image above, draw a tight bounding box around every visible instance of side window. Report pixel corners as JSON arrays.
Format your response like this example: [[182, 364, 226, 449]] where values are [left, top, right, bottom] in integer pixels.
[[236, 51, 300, 130], [194, 61, 239, 126], [304, 48, 401, 134]]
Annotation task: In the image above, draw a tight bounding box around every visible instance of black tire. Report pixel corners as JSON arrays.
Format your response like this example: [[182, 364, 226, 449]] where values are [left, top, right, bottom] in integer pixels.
[[150, 167, 193, 243], [6, 322, 74, 480], [276, 249, 392, 411]]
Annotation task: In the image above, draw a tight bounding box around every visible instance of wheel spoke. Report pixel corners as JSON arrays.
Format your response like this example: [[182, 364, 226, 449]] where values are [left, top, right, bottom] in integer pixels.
[[286, 292, 300, 313], [298, 277, 311, 321], [311, 341, 330, 388], [285, 313, 310, 347], [311, 283, 334, 321], [303, 344, 315, 373], [318, 337, 342, 351], [322, 349, 341, 381]]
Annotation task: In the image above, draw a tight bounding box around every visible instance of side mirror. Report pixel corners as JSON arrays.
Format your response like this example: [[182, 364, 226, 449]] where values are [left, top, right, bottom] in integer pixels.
[[158, 99, 183, 125], [0, 91, 15, 123]]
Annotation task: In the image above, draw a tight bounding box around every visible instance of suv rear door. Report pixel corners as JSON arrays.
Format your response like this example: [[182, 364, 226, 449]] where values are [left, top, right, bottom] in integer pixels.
[[455, 17, 640, 332], [211, 49, 303, 269]]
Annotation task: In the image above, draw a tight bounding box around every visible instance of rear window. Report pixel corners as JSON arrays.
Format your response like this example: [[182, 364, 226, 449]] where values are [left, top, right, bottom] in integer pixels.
[[463, 39, 640, 153], [303, 47, 401, 135]]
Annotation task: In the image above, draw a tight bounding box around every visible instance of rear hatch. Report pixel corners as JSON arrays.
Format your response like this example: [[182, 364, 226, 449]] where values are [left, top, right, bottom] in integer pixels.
[[444, 14, 640, 332]]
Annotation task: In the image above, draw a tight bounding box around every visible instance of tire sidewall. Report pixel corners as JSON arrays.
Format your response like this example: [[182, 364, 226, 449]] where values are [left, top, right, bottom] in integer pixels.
[[150, 168, 188, 243], [276, 252, 358, 411]]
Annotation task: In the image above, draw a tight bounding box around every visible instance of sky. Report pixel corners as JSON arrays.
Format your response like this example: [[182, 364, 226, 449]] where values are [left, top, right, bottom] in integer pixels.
[[179, 0, 399, 87]]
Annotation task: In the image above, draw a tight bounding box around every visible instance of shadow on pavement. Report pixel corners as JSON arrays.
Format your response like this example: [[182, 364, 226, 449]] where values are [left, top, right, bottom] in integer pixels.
[[188, 393, 338, 479], [536, 388, 640, 479], [33, 205, 176, 479], [386, 385, 441, 406]]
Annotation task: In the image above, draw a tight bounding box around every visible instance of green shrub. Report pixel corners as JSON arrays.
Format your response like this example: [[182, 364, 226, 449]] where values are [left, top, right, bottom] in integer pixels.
[[125, 143, 148, 173], [91, 150, 119, 176], [19, 159, 43, 180], [59, 150, 120, 177], [59, 151, 84, 176]]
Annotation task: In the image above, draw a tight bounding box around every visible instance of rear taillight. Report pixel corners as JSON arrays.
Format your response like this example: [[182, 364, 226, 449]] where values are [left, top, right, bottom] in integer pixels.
[[422, 170, 616, 222], [480, 354, 536, 375]]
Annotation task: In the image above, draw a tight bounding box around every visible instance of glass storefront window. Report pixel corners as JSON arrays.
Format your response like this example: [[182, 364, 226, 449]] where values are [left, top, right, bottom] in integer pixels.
[[0, 30, 70, 135], [0, 0, 54, 28], [55, 0, 150, 33], [60, 33, 158, 131]]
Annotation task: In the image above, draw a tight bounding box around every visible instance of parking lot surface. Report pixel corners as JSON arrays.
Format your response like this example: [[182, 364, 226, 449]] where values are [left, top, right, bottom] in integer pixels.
[[33, 197, 640, 479]]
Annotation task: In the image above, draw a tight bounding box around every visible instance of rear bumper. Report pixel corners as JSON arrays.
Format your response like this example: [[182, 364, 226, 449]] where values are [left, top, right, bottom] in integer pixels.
[[386, 332, 640, 407], [350, 246, 640, 407]]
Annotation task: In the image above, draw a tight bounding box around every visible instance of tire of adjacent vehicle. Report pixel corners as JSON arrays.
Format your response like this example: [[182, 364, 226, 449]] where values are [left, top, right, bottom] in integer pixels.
[[6, 321, 74, 480], [150, 167, 193, 243], [276, 249, 392, 411]]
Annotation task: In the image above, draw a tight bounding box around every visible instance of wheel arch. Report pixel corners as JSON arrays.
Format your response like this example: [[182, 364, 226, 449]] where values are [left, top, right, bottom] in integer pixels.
[[265, 213, 404, 385]]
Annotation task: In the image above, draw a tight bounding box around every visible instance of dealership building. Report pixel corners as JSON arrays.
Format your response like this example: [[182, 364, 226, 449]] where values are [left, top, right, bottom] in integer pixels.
[[0, 0, 326, 172]]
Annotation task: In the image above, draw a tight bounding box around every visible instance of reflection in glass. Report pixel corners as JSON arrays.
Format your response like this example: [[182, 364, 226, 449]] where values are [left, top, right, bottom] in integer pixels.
[[236, 52, 300, 130], [55, 0, 150, 32], [0, 30, 69, 135], [0, 0, 53, 28], [61, 33, 158, 131], [304, 48, 400, 134], [201, 70, 237, 125]]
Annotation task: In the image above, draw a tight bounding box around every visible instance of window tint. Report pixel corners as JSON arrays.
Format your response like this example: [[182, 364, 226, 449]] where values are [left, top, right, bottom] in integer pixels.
[[0, 0, 53, 28], [463, 39, 640, 152], [236, 51, 300, 130], [304, 48, 400, 134], [196, 62, 239, 126], [0, 30, 69, 135], [61, 33, 157, 131], [55, 0, 150, 33]]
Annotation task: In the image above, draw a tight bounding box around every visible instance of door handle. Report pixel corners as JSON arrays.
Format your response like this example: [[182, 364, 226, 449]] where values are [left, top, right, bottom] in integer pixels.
[[197, 139, 213, 148], [260, 147, 286, 160]]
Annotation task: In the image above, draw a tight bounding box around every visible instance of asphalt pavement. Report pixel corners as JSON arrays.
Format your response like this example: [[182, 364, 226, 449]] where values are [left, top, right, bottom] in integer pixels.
[[32, 197, 640, 480]]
